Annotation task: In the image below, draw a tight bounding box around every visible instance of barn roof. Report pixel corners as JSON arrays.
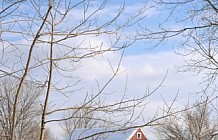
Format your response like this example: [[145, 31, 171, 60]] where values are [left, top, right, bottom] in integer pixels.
[[68, 127, 136, 140]]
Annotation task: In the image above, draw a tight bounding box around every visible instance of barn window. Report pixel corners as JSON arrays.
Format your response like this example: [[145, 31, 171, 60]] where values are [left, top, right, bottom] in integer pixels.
[[137, 132, 142, 139]]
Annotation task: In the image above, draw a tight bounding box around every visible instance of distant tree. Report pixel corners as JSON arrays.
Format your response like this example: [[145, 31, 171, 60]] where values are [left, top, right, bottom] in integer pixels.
[[60, 105, 99, 139], [0, 78, 40, 140], [23, 121, 55, 140], [0, 78, 54, 140], [156, 100, 218, 140]]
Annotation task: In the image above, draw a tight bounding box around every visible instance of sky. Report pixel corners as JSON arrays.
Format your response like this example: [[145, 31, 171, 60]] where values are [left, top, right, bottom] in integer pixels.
[[0, 0, 211, 139], [59, 1, 207, 139], [46, 1, 205, 139]]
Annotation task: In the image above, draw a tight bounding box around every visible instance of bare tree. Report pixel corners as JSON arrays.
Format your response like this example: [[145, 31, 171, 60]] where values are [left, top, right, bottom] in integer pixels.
[[0, 0, 170, 140], [138, 0, 218, 90], [0, 78, 54, 140], [156, 99, 218, 140], [60, 104, 100, 139], [23, 121, 55, 140], [136, 2, 218, 137]]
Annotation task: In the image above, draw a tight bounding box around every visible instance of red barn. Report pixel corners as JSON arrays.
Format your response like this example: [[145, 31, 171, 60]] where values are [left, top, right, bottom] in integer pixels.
[[69, 127, 148, 140], [128, 128, 148, 140]]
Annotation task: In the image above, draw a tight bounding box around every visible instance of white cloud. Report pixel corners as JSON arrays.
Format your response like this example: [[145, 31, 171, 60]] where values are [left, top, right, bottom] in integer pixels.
[[70, 49, 202, 105]]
